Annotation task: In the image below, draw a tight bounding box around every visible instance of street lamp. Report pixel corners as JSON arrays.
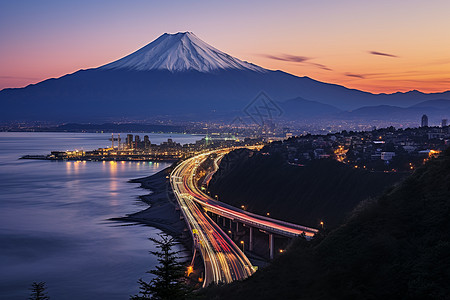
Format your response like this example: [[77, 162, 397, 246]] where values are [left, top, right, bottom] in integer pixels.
[[240, 240, 244, 252], [320, 221, 324, 229]]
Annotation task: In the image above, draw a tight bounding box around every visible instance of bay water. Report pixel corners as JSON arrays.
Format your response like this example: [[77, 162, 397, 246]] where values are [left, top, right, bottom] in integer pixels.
[[0, 132, 202, 299]]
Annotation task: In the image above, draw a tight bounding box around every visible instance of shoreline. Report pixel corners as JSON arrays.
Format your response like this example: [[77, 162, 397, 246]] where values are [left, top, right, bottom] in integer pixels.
[[110, 164, 191, 248], [20, 155, 179, 163]]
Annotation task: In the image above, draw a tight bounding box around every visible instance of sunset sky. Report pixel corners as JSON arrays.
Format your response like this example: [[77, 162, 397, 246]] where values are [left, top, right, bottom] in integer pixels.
[[1, 0, 450, 93]]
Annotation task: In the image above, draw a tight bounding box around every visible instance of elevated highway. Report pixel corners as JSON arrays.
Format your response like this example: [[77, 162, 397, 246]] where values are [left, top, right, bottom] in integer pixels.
[[170, 148, 318, 286]]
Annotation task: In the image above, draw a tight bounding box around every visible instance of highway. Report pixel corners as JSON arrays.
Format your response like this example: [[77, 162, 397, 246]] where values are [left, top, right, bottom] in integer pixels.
[[170, 148, 318, 286], [171, 153, 255, 286]]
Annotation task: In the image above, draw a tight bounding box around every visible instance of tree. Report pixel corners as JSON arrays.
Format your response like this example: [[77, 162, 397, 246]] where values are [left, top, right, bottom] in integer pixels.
[[131, 233, 189, 300], [29, 282, 49, 300]]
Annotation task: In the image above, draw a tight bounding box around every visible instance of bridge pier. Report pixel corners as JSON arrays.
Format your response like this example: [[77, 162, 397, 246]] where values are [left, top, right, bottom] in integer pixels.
[[249, 227, 253, 251], [222, 216, 226, 227], [269, 233, 274, 259], [236, 221, 239, 232]]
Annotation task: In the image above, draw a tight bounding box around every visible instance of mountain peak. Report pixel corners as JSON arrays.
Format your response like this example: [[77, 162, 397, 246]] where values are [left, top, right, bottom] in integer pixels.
[[100, 31, 267, 73]]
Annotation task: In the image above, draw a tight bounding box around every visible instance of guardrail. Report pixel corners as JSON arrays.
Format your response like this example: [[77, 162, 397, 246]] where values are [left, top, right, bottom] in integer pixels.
[[191, 197, 316, 238]]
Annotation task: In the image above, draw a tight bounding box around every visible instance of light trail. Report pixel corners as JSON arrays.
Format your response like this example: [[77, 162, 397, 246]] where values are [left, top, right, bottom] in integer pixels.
[[171, 156, 254, 286], [170, 148, 318, 287]]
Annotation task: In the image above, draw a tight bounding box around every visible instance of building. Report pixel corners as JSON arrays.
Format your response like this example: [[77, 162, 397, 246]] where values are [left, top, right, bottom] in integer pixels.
[[442, 119, 448, 127], [126, 134, 133, 149], [144, 135, 151, 150], [421, 114, 428, 127], [134, 135, 141, 149]]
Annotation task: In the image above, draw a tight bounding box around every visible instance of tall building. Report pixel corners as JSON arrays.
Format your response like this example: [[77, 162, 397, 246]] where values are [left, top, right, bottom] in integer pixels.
[[144, 135, 150, 150], [134, 135, 141, 149], [421, 114, 428, 127], [126, 134, 133, 149], [442, 119, 448, 127], [111, 133, 114, 149]]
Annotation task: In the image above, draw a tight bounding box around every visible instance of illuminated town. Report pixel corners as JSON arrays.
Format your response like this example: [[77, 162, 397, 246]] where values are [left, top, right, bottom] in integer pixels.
[[22, 122, 448, 174], [22, 133, 264, 162]]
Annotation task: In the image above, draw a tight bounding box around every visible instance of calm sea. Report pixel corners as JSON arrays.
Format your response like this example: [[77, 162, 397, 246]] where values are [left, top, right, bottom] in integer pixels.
[[0, 132, 202, 299]]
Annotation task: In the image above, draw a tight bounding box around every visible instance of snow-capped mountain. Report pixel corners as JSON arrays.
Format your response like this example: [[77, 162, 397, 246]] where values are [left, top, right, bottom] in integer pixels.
[[1, 31, 450, 122], [100, 32, 266, 73]]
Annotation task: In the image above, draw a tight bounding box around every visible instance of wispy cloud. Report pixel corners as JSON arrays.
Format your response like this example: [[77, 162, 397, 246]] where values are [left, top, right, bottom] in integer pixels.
[[260, 53, 332, 71], [368, 51, 398, 58], [310, 62, 333, 71], [344, 72, 366, 79], [261, 54, 310, 63]]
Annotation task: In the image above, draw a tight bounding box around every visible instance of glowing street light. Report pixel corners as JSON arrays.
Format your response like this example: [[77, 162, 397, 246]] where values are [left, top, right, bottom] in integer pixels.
[[187, 265, 193, 276], [320, 221, 324, 229], [240, 240, 244, 252]]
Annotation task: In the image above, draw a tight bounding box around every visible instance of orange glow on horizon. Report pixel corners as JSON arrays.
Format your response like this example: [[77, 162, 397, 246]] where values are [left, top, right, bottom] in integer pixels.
[[2, 1, 450, 94]]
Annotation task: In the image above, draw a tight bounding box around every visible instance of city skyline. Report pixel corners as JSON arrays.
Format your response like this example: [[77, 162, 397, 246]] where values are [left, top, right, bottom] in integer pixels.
[[1, 0, 450, 93]]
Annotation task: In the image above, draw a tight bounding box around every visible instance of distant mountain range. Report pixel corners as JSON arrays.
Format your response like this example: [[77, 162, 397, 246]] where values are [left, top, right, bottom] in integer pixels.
[[336, 99, 450, 123], [1, 31, 450, 123]]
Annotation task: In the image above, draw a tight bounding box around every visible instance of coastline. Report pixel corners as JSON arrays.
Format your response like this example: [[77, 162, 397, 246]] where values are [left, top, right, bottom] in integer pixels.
[[110, 164, 190, 247]]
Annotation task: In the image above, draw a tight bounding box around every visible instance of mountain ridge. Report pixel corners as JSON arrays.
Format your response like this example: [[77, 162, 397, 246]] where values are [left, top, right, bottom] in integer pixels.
[[1, 31, 450, 122], [99, 32, 266, 73]]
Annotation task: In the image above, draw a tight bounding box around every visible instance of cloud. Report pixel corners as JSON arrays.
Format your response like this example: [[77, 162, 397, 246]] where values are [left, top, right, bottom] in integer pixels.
[[344, 72, 366, 79], [310, 63, 333, 71], [260, 53, 332, 71], [368, 51, 398, 58], [261, 54, 310, 63]]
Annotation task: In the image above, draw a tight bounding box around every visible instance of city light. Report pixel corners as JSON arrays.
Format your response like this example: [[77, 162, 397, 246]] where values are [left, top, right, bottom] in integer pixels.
[[187, 265, 193, 276]]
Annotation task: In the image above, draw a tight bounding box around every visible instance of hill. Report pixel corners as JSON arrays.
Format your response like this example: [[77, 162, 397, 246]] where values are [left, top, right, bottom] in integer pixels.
[[208, 148, 404, 228], [199, 148, 450, 299]]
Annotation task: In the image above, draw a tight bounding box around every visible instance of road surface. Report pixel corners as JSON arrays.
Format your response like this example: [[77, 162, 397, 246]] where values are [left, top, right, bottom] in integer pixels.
[[170, 148, 318, 286]]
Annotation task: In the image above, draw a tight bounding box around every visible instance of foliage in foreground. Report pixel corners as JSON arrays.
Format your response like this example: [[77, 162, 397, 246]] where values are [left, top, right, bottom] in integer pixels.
[[131, 233, 189, 300], [29, 282, 49, 300]]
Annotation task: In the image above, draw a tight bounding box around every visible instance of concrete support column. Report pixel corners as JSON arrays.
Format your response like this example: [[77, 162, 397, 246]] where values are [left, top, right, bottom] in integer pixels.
[[229, 219, 232, 228], [269, 234, 274, 260], [249, 227, 253, 251], [222, 217, 226, 227], [236, 221, 239, 232]]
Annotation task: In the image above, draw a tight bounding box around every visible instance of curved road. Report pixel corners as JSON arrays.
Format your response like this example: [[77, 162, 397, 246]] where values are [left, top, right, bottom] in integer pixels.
[[171, 153, 254, 286], [170, 148, 318, 286]]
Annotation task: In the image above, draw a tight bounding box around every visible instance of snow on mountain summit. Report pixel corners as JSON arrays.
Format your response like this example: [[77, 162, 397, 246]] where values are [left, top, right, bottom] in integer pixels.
[[100, 32, 267, 73]]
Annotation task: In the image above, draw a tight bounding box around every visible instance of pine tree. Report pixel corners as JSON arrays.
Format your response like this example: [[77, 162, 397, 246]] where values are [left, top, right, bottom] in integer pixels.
[[131, 233, 189, 300], [29, 282, 49, 300]]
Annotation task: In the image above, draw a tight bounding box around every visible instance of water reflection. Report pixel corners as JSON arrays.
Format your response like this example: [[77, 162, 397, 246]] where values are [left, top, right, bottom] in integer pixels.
[[0, 132, 202, 300]]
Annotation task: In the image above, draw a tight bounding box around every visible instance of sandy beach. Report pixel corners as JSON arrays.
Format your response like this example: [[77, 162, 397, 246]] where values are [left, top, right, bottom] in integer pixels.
[[112, 165, 189, 243]]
